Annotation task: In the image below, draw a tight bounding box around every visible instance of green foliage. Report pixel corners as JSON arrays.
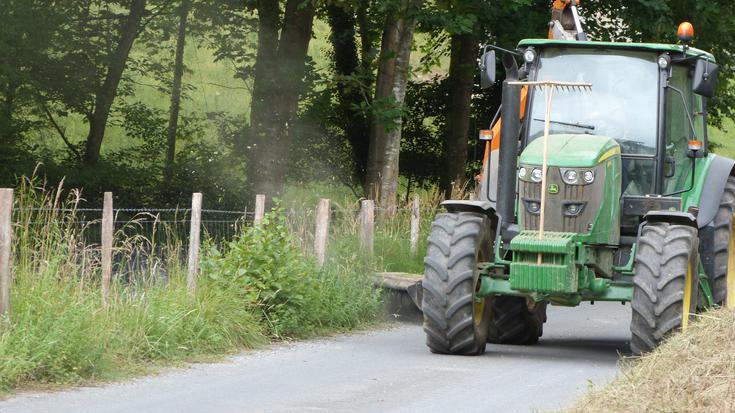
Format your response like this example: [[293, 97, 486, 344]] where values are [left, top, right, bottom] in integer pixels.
[[2, 0, 735, 209], [203, 206, 381, 338], [0, 182, 380, 392], [0, 270, 265, 390], [203, 208, 318, 337]]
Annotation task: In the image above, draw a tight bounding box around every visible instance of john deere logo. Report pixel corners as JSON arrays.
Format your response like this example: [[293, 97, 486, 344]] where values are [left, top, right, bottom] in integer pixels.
[[548, 184, 559, 194]]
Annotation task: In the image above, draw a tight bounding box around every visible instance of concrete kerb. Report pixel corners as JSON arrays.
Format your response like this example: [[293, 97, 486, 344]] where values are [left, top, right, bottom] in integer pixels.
[[374, 272, 423, 322]]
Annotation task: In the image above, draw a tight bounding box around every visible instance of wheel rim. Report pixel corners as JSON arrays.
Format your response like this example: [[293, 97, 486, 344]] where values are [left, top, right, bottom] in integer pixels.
[[682, 261, 694, 331], [728, 214, 735, 309], [473, 244, 490, 328], [473, 279, 485, 327]]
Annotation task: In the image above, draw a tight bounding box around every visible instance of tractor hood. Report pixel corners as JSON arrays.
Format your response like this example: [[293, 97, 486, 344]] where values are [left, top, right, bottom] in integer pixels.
[[520, 134, 620, 168]]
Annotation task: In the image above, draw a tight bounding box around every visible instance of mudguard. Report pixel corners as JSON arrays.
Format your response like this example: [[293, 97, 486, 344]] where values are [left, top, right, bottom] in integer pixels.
[[441, 200, 497, 216], [644, 211, 698, 228], [696, 155, 735, 228], [406, 281, 423, 311]]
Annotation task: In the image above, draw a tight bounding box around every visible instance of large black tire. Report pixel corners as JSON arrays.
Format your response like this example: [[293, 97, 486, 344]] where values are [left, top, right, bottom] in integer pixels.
[[487, 296, 547, 345], [421, 212, 493, 355], [707, 177, 735, 305], [631, 223, 699, 355]]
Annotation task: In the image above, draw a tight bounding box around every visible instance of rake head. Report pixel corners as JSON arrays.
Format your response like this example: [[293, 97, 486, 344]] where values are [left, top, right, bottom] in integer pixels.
[[508, 80, 592, 92]]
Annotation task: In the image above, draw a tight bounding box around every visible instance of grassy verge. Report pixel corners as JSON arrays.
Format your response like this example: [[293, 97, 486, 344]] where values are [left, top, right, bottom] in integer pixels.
[[0, 180, 382, 393], [566, 309, 735, 413]]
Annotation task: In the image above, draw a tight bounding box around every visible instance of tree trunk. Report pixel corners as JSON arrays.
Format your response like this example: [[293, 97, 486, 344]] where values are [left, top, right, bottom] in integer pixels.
[[365, 13, 400, 198], [83, 0, 147, 165], [378, 6, 418, 217], [276, 0, 316, 130], [0, 79, 18, 145], [327, 4, 370, 185], [247, 0, 282, 198], [163, 0, 190, 189], [444, 32, 477, 198], [247, 0, 315, 200], [249, 0, 280, 136], [356, 0, 375, 75]]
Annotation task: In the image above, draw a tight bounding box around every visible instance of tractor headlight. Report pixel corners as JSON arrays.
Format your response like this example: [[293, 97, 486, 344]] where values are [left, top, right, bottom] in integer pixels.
[[523, 48, 536, 64], [583, 170, 595, 184], [518, 167, 527, 180], [531, 168, 542, 183], [562, 169, 578, 184], [564, 203, 586, 217], [526, 201, 540, 213]]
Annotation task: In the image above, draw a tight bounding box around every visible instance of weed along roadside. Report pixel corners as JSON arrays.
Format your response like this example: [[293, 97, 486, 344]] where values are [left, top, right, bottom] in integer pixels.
[[0, 177, 431, 393], [564, 308, 735, 413]]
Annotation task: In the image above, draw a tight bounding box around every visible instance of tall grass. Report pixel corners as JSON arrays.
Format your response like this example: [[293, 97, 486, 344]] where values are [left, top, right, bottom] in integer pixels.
[[0, 178, 382, 392]]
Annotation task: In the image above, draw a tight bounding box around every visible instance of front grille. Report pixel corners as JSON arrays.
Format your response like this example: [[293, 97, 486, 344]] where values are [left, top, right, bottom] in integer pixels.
[[519, 165, 605, 234]]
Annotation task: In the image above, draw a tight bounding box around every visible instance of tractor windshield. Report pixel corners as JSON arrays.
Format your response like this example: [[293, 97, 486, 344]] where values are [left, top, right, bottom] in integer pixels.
[[527, 48, 659, 156]]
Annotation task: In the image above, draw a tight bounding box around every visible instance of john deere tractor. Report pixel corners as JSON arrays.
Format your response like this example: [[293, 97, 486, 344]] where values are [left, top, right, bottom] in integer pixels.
[[412, 18, 735, 355]]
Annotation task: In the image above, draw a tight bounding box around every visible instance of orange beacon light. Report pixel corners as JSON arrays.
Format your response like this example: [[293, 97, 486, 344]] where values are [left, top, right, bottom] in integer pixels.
[[677, 22, 694, 42]]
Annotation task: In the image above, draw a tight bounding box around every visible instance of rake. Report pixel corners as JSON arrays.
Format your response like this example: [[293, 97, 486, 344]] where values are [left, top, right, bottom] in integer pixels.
[[508, 81, 592, 264]]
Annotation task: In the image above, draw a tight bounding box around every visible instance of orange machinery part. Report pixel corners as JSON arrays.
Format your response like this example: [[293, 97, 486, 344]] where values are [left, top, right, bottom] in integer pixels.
[[479, 86, 528, 182], [548, 0, 580, 39], [479, 0, 565, 182]]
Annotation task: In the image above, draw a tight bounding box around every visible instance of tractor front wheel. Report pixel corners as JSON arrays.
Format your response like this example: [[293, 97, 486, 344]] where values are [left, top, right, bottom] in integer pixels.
[[630, 223, 699, 355], [421, 212, 493, 355]]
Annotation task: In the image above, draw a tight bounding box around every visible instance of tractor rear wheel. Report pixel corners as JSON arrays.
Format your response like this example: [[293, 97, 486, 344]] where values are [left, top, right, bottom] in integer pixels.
[[707, 177, 735, 306], [487, 296, 547, 345], [421, 212, 493, 355], [630, 223, 699, 355]]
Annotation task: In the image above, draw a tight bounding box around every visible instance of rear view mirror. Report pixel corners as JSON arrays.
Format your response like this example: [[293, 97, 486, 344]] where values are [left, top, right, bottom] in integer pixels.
[[692, 59, 718, 98], [480, 49, 496, 89]]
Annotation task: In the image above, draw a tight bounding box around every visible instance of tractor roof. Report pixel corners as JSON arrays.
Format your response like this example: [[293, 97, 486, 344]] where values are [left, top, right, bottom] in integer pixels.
[[518, 39, 715, 62]]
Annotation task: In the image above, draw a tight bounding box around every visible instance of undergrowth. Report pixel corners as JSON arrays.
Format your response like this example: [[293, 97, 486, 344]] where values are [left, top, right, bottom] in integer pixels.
[[0, 178, 382, 392]]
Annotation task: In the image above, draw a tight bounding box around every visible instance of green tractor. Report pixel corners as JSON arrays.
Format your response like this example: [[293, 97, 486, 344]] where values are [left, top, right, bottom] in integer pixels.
[[411, 22, 735, 355]]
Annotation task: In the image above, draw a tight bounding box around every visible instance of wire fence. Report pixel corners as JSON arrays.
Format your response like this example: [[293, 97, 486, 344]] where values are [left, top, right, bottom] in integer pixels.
[[0, 188, 446, 314], [16, 207, 250, 245]]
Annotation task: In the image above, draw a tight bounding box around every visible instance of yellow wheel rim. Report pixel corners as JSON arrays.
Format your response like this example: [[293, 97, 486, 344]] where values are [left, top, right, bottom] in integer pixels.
[[727, 214, 735, 309], [682, 262, 693, 331], [473, 276, 485, 327], [473, 297, 485, 327]]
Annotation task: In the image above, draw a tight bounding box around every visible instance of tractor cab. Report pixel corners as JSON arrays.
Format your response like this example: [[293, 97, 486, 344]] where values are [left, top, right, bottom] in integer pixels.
[[522, 39, 716, 196], [515, 39, 718, 236]]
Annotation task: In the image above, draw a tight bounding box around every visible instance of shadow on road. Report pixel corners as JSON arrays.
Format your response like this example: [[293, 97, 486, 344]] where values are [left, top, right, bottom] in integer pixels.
[[482, 337, 630, 362], [384, 292, 632, 361]]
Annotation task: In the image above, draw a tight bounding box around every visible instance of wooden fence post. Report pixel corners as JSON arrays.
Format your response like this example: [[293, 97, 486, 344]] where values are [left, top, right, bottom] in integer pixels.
[[314, 198, 330, 267], [360, 200, 374, 258], [101, 192, 113, 307], [0, 189, 13, 316], [410, 195, 420, 257], [188, 192, 202, 295], [254, 194, 266, 225]]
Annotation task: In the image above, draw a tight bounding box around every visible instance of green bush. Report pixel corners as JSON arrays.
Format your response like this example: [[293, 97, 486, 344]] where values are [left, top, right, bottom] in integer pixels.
[[202, 207, 381, 339]]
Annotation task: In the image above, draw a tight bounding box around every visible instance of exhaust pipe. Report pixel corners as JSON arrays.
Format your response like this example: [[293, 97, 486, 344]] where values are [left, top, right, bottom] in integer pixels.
[[497, 53, 521, 232]]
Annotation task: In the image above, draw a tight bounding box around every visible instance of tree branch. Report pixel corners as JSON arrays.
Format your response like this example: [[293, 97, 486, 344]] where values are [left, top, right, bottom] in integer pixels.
[[38, 100, 82, 160], [206, 82, 250, 91], [138, 0, 178, 35]]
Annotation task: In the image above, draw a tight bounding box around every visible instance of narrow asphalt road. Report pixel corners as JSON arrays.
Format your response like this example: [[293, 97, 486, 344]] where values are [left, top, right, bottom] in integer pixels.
[[1, 302, 630, 413]]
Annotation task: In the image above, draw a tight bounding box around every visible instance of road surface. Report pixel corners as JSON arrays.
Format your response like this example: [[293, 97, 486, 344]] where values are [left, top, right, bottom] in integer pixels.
[[1, 302, 630, 413]]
